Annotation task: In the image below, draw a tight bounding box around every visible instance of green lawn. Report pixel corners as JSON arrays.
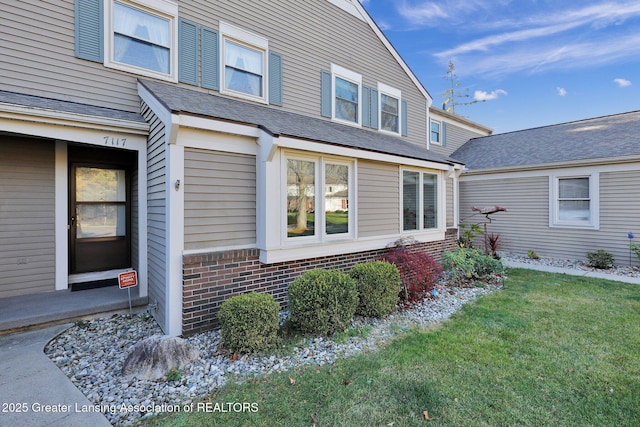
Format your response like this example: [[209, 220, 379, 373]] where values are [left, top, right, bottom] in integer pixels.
[[147, 269, 640, 426]]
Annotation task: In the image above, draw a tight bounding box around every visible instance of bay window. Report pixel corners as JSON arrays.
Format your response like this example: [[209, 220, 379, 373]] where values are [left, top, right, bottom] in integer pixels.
[[287, 159, 316, 238], [286, 154, 353, 241], [402, 170, 439, 232]]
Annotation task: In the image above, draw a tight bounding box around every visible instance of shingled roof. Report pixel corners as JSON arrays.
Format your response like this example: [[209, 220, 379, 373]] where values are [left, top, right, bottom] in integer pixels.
[[0, 90, 146, 123], [451, 110, 640, 171], [139, 79, 460, 166]]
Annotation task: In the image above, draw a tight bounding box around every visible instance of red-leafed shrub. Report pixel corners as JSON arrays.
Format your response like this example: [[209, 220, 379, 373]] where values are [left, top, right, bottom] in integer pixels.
[[380, 245, 442, 305]]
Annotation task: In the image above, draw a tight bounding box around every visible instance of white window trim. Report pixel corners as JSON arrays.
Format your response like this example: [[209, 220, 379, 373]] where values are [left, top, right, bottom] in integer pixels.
[[282, 151, 355, 245], [331, 64, 362, 127], [549, 173, 600, 229], [400, 168, 444, 234], [219, 21, 269, 104], [430, 119, 442, 145], [104, 0, 179, 82], [378, 82, 401, 135]]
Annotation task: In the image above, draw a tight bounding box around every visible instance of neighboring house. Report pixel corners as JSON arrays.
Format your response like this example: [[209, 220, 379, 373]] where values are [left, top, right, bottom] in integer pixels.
[[452, 111, 640, 265], [0, 0, 487, 336]]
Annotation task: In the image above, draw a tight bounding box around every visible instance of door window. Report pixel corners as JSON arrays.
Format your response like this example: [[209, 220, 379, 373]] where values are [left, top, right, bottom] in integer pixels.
[[75, 167, 127, 238]]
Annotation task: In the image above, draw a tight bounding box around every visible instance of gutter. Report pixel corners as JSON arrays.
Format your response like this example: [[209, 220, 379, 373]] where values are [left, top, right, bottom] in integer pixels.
[[460, 155, 640, 176]]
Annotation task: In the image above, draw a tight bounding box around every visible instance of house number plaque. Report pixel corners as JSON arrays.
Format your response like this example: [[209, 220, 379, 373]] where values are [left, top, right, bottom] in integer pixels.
[[103, 136, 127, 147]]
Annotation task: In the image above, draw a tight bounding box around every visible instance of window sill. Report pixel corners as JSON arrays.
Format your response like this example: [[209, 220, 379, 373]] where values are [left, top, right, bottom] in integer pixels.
[[331, 116, 362, 128], [379, 128, 401, 137], [260, 231, 445, 264], [220, 88, 268, 105], [549, 222, 599, 230], [105, 61, 177, 83]]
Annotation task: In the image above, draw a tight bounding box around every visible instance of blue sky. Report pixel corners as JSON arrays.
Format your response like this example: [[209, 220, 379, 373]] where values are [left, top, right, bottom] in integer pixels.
[[359, 0, 640, 134]]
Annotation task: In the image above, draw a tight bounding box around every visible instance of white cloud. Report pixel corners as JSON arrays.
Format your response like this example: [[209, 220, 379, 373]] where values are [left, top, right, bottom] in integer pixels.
[[375, 19, 392, 31], [397, 0, 510, 26], [453, 32, 640, 78], [614, 78, 632, 87], [557, 87, 567, 96], [474, 89, 507, 101], [435, 22, 580, 58], [429, 1, 640, 78], [397, 2, 447, 24]]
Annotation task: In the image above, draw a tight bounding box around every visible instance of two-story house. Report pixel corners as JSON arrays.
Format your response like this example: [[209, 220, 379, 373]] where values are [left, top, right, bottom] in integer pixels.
[[0, 0, 489, 336]]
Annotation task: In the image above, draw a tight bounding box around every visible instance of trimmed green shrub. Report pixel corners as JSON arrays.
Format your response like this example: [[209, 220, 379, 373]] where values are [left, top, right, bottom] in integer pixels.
[[218, 292, 280, 354], [587, 249, 615, 269], [443, 248, 505, 286], [288, 269, 358, 336], [349, 261, 401, 318]]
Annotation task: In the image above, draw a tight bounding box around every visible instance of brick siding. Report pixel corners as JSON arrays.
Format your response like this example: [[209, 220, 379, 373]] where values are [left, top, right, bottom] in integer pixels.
[[182, 229, 458, 335]]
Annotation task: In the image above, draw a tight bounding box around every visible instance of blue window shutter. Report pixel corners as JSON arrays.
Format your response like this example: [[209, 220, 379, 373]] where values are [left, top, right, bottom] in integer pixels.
[[178, 19, 199, 86], [401, 99, 408, 136], [269, 52, 283, 106], [321, 70, 332, 118], [442, 122, 447, 146], [361, 86, 371, 127], [75, 0, 103, 62], [370, 89, 379, 129], [201, 27, 219, 90]]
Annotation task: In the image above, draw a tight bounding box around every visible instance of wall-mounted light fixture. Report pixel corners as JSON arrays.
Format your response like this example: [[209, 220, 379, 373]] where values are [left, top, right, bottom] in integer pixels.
[[175, 179, 181, 190]]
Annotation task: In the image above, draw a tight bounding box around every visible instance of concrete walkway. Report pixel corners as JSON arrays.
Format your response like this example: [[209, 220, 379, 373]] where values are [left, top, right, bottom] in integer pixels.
[[503, 260, 640, 284], [0, 324, 112, 427], [0, 285, 147, 333]]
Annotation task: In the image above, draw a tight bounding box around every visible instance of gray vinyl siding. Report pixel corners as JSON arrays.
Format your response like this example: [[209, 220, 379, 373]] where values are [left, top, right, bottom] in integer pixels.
[[0, 0, 138, 112], [184, 149, 256, 250], [141, 101, 167, 331], [0, 138, 55, 298], [358, 160, 400, 237], [446, 178, 454, 228], [1, 0, 428, 146], [459, 168, 640, 265], [432, 121, 487, 158], [459, 176, 549, 254], [179, 0, 429, 147], [598, 169, 640, 265]]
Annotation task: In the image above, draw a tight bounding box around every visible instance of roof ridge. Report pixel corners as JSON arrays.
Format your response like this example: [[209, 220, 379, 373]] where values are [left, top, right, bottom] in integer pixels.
[[487, 109, 640, 138]]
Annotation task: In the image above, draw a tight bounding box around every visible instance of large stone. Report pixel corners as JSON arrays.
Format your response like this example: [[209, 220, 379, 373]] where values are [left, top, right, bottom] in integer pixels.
[[121, 335, 199, 380]]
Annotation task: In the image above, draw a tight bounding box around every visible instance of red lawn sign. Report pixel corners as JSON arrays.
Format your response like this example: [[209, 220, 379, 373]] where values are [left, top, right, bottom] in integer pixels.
[[118, 270, 138, 289]]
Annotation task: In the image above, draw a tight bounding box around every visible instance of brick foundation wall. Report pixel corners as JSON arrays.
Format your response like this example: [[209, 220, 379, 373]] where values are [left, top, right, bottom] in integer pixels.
[[182, 229, 458, 335]]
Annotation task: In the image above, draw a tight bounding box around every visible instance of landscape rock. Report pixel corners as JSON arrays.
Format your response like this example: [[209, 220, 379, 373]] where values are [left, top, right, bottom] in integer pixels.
[[121, 335, 199, 380]]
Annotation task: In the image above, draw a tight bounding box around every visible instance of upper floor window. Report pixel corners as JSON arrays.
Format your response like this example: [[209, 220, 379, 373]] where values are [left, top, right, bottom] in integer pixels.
[[105, 0, 178, 80], [378, 83, 401, 134], [331, 64, 362, 126], [220, 22, 268, 103], [402, 170, 439, 232], [430, 119, 442, 144], [550, 174, 599, 229]]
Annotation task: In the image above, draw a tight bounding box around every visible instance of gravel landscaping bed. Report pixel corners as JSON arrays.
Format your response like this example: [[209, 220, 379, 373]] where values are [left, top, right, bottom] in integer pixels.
[[502, 253, 640, 278], [44, 254, 640, 425], [45, 281, 501, 426]]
